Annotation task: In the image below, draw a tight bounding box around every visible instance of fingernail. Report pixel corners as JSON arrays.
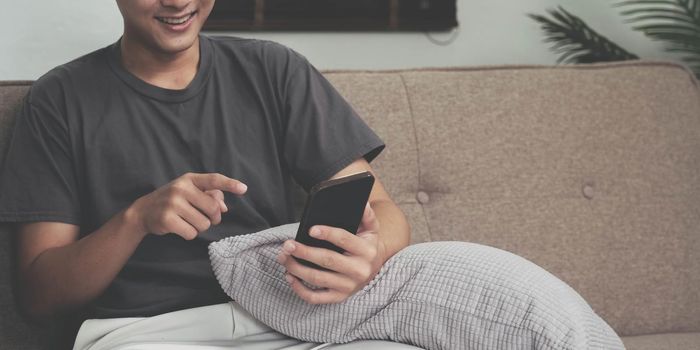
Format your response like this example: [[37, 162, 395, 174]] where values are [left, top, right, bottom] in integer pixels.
[[237, 183, 248, 192], [283, 241, 295, 252], [221, 201, 228, 212], [309, 227, 320, 238], [285, 274, 294, 284]]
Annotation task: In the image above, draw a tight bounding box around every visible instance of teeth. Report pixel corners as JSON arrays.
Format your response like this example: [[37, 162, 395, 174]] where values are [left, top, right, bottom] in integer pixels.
[[157, 13, 193, 25]]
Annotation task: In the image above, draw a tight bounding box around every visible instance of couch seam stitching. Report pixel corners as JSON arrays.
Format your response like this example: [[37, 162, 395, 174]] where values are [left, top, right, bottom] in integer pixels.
[[399, 73, 433, 242]]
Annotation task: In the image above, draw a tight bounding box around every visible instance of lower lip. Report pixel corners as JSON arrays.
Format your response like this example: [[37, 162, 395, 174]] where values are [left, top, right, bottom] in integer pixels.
[[158, 12, 196, 32]]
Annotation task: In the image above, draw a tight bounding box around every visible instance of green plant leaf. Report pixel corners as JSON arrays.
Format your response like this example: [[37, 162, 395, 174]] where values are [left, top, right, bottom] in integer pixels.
[[625, 15, 699, 29], [617, 0, 684, 4], [617, 0, 700, 78], [529, 7, 639, 64], [619, 8, 690, 17], [633, 24, 700, 35]]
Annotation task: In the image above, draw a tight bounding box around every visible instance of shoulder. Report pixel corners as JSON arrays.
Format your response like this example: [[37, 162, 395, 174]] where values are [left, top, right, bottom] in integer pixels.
[[29, 45, 112, 106], [206, 35, 309, 74], [206, 35, 305, 60]]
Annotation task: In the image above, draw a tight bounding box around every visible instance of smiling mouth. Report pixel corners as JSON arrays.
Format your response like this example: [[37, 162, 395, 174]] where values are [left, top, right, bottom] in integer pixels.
[[155, 11, 197, 25]]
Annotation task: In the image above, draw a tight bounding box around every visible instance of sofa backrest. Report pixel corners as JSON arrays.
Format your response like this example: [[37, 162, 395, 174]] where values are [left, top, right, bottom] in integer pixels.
[[0, 82, 62, 348], [1, 61, 699, 347], [320, 61, 700, 337]]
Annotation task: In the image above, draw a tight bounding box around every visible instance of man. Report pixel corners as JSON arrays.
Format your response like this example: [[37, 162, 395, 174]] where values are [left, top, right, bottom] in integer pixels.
[[0, 0, 415, 349]]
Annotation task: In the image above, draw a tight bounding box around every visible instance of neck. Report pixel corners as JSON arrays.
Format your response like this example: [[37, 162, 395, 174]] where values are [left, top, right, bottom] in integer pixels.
[[119, 34, 200, 90]]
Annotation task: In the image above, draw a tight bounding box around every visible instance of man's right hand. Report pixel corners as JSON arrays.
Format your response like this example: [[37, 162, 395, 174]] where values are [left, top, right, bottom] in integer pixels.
[[128, 172, 248, 240], [15, 172, 247, 320]]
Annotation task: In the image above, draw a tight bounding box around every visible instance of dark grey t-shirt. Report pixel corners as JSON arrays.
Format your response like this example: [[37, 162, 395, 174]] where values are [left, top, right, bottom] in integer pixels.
[[0, 35, 384, 318]]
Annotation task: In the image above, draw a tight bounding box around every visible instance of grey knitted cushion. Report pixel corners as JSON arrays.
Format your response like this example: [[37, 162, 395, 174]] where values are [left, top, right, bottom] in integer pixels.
[[209, 223, 624, 350]]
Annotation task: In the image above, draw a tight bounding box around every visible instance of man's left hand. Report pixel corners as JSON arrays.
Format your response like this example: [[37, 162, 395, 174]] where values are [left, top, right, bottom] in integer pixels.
[[277, 202, 386, 304]]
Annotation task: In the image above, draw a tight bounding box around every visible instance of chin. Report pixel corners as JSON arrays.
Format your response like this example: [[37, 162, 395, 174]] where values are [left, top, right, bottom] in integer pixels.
[[155, 35, 200, 55]]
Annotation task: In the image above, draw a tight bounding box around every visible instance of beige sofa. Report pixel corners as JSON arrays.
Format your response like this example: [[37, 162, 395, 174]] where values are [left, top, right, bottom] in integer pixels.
[[1, 60, 699, 349]]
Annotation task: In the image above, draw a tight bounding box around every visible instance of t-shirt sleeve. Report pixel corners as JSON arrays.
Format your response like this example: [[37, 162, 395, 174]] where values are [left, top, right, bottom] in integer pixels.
[[282, 54, 385, 192], [0, 91, 82, 225]]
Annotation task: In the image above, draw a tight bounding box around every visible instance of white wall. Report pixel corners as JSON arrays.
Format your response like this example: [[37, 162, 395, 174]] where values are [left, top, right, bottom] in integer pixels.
[[0, 0, 675, 80]]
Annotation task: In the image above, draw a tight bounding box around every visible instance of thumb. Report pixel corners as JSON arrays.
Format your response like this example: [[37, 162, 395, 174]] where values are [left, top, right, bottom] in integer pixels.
[[357, 202, 380, 235], [205, 189, 228, 212], [205, 189, 224, 201]]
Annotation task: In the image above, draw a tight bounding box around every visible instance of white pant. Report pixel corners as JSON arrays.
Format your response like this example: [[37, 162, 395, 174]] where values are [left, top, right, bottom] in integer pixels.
[[73, 301, 424, 350]]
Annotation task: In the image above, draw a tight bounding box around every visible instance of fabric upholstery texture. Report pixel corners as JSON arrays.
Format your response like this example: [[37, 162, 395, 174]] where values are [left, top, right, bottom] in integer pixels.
[[209, 222, 625, 350], [620, 332, 700, 349], [0, 82, 53, 349], [322, 61, 700, 337], [0, 82, 30, 167], [1, 61, 699, 349]]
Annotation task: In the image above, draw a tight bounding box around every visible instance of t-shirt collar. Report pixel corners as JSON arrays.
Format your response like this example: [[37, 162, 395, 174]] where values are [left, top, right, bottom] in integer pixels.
[[107, 34, 213, 103]]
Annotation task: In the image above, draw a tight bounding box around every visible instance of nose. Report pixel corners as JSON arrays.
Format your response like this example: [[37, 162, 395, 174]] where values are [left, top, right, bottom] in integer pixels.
[[160, 0, 191, 9]]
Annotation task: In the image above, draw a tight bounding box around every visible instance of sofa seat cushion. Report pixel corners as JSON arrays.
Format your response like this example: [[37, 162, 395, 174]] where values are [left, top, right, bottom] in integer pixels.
[[621, 332, 700, 349]]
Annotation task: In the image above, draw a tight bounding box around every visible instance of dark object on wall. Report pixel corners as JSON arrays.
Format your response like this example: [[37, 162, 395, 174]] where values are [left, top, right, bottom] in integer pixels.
[[530, 1, 700, 79], [204, 0, 458, 31]]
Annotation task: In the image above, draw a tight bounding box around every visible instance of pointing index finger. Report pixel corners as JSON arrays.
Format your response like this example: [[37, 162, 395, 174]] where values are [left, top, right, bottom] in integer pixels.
[[190, 173, 247, 195]]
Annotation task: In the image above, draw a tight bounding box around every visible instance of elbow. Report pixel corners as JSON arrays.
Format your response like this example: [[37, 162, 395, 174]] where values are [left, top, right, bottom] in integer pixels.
[[16, 281, 58, 324], [21, 304, 50, 325]]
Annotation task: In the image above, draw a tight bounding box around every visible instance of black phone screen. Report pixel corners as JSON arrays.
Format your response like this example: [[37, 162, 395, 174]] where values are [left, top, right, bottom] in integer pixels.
[[293, 171, 375, 269]]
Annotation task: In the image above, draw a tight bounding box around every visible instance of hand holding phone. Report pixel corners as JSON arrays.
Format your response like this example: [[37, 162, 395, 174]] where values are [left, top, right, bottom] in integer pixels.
[[294, 171, 375, 270]]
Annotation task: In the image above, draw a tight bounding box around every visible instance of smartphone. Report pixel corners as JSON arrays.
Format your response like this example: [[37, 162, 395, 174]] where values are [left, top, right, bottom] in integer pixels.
[[294, 171, 375, 270]]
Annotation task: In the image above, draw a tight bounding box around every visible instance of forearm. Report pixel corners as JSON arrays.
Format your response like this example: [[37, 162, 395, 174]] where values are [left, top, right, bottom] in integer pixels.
[[20, 206, 147, 318], [369, 199, 410, 261]]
